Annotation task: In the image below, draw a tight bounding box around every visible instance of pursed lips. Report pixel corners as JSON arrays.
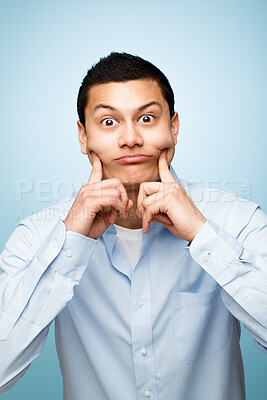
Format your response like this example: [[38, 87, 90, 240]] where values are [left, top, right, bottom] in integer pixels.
[[115, 154, 152, 163]]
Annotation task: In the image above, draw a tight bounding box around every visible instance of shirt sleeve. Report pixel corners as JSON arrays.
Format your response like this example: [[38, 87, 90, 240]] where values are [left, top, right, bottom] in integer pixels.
[[0, 217, 97, 393], [189, 206, 267, 352]]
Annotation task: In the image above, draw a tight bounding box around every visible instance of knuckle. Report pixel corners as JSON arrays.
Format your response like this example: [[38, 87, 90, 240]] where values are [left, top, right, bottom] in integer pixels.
[[114, 188, 121, 197], [141, 199, 146, 207], [109, 195, 119, 203], [140, 182, 145, 190], [79, 190, 87, 200], [144, 182, 151, 191], [79, 185, 87, 195], [80, 184, 93, 196]]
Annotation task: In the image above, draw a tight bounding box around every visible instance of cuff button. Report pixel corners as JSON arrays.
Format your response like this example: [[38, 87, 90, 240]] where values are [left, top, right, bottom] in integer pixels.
[[202, 251, 211, 262]]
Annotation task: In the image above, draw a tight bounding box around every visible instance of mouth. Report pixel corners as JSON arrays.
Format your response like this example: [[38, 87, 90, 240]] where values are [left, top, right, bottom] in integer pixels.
[[115, 154, 152, 164]]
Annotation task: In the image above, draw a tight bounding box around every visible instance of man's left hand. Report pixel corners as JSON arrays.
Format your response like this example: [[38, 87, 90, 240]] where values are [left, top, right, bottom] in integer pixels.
[[137, 149, 207, 242]]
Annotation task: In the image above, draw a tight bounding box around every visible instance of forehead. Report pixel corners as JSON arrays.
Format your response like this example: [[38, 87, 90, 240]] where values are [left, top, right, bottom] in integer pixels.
[[86, 79, 168, 113]]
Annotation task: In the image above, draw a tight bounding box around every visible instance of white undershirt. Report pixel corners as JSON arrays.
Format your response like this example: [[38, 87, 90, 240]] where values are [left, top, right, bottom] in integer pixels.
[[114, 224, 143, 269]]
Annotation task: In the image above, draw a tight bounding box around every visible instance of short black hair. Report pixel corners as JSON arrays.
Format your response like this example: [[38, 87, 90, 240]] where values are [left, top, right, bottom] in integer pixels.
[[77, 52, 175, 126]]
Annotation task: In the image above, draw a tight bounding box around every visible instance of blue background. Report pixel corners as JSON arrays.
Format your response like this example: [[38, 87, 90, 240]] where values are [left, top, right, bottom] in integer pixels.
[[0, 0, 266, 398]]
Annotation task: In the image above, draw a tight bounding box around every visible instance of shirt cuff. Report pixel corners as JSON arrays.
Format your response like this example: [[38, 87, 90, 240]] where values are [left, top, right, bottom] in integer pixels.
[[35, 219, 97, 281], [189, 219, 243, 280]]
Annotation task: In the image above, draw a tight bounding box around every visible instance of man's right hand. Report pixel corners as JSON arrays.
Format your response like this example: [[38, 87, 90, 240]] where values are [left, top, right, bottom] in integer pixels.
[[64, 153, 133, 239]]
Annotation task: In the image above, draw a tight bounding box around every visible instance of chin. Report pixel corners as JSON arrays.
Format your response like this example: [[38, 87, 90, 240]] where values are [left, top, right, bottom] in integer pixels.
[[103, 163, 159, 185], [120, 170, 159, 187]]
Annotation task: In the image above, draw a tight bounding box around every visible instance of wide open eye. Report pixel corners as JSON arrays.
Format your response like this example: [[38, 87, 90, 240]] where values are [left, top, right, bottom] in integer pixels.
[[139, 115, 154, 123], [101, 118, 118, 127]]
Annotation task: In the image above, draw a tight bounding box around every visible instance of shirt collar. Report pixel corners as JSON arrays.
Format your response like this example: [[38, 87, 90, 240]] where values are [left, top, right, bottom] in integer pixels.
[[102, 221, 163, 280]]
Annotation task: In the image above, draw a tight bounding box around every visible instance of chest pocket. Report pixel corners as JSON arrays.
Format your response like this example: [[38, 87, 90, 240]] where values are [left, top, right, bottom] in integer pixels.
[[170, 286, 233, 364]]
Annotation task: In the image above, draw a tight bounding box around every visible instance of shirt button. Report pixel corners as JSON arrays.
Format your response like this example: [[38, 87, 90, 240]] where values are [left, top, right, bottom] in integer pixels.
[[51, 239, 59, 248], [202, 251, 211, 262], [140, 348, 147, 356], [66, 250, 73, 257], [136, 299, 144, 308], [144, 390, 151, 397]]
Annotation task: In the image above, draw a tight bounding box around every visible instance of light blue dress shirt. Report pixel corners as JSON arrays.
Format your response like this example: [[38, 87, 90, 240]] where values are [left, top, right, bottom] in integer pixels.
[[0, 166, 267, 400]]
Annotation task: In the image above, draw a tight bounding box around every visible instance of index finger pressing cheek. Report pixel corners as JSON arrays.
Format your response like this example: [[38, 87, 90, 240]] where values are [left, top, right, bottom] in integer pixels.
[[158, 149, 176, 183], [88, 152, 103, 184]]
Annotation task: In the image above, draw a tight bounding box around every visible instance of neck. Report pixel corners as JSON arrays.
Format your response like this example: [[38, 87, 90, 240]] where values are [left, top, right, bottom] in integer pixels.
[[115, 184, 143, 229]]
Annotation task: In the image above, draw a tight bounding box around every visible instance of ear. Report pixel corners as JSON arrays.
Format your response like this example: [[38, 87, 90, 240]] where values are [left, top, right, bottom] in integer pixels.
[[77, 120, 88, 155], [170, 112, 179, 145]]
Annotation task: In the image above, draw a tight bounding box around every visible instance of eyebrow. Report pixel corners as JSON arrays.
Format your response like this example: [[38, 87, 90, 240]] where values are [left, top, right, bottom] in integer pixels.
[[93, 101, 162, 114]]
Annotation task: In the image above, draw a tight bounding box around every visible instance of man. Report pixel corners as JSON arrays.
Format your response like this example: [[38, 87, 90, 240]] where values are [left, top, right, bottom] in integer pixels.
[[0, 52, 266, 400]]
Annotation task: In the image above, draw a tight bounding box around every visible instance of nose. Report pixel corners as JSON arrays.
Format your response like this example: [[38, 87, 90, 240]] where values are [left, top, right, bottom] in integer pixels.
[[118, 122, 144, 148]]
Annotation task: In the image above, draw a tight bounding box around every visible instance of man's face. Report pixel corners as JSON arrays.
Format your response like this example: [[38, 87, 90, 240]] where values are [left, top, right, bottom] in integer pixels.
[[78, 79, 179, 187]]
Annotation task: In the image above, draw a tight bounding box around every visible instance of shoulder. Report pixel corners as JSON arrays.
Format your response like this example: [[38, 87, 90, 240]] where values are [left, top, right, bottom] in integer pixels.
[[16, 193, 77, 244], [1, 193, 77, 280], [180, 178, 259, 236]]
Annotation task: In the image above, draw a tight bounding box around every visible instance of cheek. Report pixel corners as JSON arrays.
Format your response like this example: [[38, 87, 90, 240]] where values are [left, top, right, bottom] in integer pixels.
[[86, 136, 113, 163], [148, 128, 175, 165], [148, 129, 175, 157], [156, 135, 174, 149], [148, 124, 175, 148]]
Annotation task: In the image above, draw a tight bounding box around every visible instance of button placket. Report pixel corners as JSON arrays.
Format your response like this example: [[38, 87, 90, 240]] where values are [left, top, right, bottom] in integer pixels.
[[136, 299, 144, 308], [140, 347, 147, 356], [131, 251, 158, 400]]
